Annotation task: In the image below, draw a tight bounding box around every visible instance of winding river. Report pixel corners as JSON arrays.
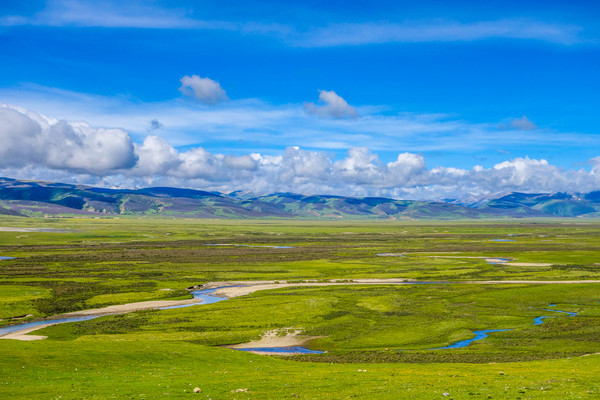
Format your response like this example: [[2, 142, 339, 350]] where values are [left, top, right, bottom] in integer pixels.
[[0, 281, 584, 354], [0, 287, 231, 337]]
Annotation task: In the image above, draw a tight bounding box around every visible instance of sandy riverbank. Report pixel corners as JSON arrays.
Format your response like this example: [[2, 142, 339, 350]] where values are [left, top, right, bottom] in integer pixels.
[[0, 325, 55, 341], [226, 328, 323, 355], [207, 279, 412, 298], [62, 298, 201, 317], [207, 278, 600, 298], [229, 328, 316, 348], [0, 298, 202, 341]]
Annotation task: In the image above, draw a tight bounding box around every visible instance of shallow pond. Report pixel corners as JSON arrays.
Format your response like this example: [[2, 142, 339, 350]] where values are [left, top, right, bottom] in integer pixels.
[[485, 258, 511, 264], [237, 346, 324, 354], [204, 244, 293, 249]]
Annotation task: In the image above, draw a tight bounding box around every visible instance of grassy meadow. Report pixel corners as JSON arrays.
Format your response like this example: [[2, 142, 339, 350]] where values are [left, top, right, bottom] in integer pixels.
[[1, 216, 600, 398]]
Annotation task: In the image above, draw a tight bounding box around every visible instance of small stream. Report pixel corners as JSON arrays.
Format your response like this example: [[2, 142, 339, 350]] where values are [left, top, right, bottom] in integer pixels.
[[430, 329, 513, 350], [426, 305, 578, 350]]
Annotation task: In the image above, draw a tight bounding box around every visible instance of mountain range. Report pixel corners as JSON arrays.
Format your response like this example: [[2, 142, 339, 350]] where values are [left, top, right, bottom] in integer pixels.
[[1, 177, 600, 219]]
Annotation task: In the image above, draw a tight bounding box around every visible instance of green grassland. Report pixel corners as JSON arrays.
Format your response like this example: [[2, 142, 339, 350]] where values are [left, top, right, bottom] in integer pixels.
[[1, 217, 600, 398]]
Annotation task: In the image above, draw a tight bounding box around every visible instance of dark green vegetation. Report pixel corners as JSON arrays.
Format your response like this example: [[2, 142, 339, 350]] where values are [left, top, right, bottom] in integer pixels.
[[3, 176, 600, 218], [1, 217, 600, 398]]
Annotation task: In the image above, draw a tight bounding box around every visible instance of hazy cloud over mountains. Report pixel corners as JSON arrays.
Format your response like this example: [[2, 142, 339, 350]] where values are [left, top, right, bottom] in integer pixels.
[[1, 103, 599, 200]]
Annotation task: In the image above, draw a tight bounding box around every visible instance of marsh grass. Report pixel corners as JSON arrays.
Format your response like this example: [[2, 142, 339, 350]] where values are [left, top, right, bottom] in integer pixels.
[[2, 217, 600, 397]]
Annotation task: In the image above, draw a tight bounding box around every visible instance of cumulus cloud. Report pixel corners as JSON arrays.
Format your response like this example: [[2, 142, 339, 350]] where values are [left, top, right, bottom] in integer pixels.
[[386, 153, 427, 186], [0, 104, 136, 175], [4, 85, 590, 159], [510, 115, 537, 131], [279, 146, 331, 183], [133, 136, 258, 180], [304, 90, 358, 118], [178, 75, 228, 105], [126, 150, 600, 199], [1, 102, 600, 201], [132, 135, 180, 176], [334, 147, 381, 183], [223, 155, 258, 171]]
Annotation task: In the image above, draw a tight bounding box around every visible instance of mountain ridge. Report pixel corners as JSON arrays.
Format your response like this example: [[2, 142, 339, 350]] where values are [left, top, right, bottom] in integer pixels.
[[1, 177, 599, 219]]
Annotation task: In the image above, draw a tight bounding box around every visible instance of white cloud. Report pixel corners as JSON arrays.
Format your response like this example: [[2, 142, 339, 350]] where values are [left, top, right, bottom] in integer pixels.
[[179, 75, 228, 105], [304, 90, 358, 118], [132, 135, 181, 176], [1, 103, 600, 200], [1, 101, 599, 200], [0, 0, 221, 29], [590, 156, 600, 176], [0, 104, 136, 175], [510, 115, 537, 131], [126, 149, 600, 199], [223, 155, 258, 170], [296, 19, 583, 47], [486, 157, 569, 190], [0, 3, 583, 48], [3, 84, 590, 156], [176, 147, 223, 179], [279, 146, 331, 182], [334, 147, 382, 184], [385, 153, 427, 186]]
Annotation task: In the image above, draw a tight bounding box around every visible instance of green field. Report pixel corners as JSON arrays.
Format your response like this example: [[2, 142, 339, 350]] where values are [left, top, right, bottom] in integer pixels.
[[1, 217, 600, 398]]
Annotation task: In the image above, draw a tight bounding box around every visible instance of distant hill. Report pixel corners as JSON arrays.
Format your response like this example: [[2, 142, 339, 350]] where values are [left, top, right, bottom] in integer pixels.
[[0, 177, 599, 219], [477, 192, 600, 218]]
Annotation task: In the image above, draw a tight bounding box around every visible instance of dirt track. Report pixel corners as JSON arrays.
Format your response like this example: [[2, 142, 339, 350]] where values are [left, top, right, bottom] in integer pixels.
[[207, 279, 600, 299]]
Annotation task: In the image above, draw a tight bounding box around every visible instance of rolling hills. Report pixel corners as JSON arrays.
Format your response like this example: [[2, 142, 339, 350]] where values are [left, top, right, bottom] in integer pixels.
[[1, 177, 600, 219]]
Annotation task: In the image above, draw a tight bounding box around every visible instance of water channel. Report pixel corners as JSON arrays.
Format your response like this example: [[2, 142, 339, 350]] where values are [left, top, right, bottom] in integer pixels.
[[0, 282, 582, 354]]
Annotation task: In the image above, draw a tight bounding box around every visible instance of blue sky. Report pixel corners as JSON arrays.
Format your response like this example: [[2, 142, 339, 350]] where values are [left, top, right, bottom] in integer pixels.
[[0, 0, 599, 199]]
